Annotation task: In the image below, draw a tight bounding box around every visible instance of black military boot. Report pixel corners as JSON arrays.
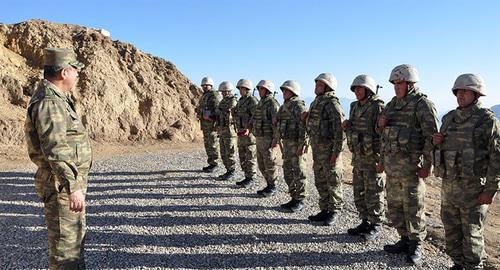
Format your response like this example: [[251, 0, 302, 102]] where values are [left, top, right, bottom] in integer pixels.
[[347, 219, 370, 236], [324, 211, 338, 226], [217, 169, 235, 180], [383, 236, 410, 254], [202, 164, 217, 173], [236, 178, 253, 188], [289, 200, 305, 213], [406, 240, 423, 265], [361, 223, 381, 241], [308, 210, 328, 222], [280, 199, 295, 209], [257, 185, 276, 197], [449, 264, 464, 270]]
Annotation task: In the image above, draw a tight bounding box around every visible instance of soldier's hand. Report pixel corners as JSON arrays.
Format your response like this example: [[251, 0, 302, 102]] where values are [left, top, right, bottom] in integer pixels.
[[376, 163, 384, 173], [238, 128, 250, 137], [69, 189, 85, 212], [417, 167, 431, 179], [478, 192, 494, 205], [341, 120, 350, 131], [377, 115, 388, 129], [330, 154, 337, 165], [432, 132, 446, 145], [271, 142, 278, 149], [296, 145, 306, 156], [301, 111, 309, 122]]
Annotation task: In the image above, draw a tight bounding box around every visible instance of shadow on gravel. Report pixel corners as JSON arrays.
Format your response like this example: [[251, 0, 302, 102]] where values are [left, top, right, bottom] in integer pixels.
[[87, 191, 257, 201], [0, 171, 34, 178]]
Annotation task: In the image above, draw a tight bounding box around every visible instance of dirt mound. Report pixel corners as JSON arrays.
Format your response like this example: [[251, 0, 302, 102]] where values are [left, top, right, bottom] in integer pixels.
[[0, 20, 202, 146]]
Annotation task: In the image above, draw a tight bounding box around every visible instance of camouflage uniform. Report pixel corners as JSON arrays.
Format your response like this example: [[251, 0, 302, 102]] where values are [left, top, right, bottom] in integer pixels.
[[434, 74, 500, 270], [25, 78, 92, 268], [216, 94, 238, 172], [380, 86, 438, 242], [276, 96, 308, 201], [307, 91, 345, 213], [197, 85, 220, 168], [233, 91, 258, 180], [346, 95, 386, 225]]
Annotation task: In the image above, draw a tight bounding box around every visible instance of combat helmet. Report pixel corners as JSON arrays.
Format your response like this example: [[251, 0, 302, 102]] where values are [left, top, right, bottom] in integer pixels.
[[452, 73, 486, 96], [236, 79, 253, 90], [350, 74, 377, 94], [280, 80, 301, 96], [315, 73, 337, 91], [256, 80, 275, 93], [389, 64, 419, 83], [218, 81, 234, 92], [201, 76, 214, 86]]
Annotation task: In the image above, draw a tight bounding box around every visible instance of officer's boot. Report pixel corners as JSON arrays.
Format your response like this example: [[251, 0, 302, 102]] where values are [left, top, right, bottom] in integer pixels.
[[383, 236, 410, 254], [280, 198, 296, 209], [236, 177, 253, 187], [257, 184, 276, 197], [361, 223, 381, 241], [347, 219, 370, 236], [308, 210, 328, 222], [202, 164, 217, 173], [324, 211, 338, 226], [218, 169, 235, 180], [289, 199, 305, 213], [406, 240, 423, 265]]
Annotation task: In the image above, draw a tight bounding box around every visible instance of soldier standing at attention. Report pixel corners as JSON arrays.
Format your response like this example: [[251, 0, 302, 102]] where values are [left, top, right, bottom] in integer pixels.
[[233, 79, 258, 188], [343, 75, 386, 240], [25, 48, 92, 269], [433, 74, 499, 270], [196, 76, 221, 172], [378, 64, 438, 265], [251, 80, 280, 197], [275, 80, 308, 212], [215, 81, 238, 180], [305, 73, 345, 226]]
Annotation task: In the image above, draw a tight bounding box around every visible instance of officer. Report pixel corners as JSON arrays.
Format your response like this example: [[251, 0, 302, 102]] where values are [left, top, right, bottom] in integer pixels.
[[433, 74, 499, 270], [378, 64, 438, 265], [251, 80, 280, 197], [342, 75, 385, 240], [196, 76, 221, 172], [305, 73, 345, 226], [233, 79, 258, 187], [215, 81, 238, 180], [275, 80, 308, 212], [25, 48, 92, 269]]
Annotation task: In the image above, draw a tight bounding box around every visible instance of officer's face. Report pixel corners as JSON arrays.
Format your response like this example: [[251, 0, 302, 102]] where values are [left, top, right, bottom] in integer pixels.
[[238, 87, 249, 96], [315, 80, 326, 95], [62, 67, 79, 91], [258, 87, 268, 98], [354, 86, 367, 101], [202, 84, 212, 92], [456, 89, 476, 108], [282, 89, 294, 100], [393, 80, 407, 99]]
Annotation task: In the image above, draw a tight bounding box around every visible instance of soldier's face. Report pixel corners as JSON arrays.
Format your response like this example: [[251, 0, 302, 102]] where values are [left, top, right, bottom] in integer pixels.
[[393, 80, 407, 99], [221, 91, 231, 97], [456, 89, 476, 108], [315, 81, 326, 95], [238, 87, 249, 96], [282, 89, 294, 100], [354, 86, 367, 101], [258, 87, 268, 98], [62, 67, 79, 91], [202, 84, 212, 92]]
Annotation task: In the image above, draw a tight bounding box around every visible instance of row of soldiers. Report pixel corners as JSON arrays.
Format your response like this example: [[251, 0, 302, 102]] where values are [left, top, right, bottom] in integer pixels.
[[196, 64, 499, 270]]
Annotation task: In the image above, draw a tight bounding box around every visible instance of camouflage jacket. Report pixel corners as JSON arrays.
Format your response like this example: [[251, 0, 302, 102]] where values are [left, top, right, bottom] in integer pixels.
[[346, 95, 384, 164], [434, 102, 500, 197], [307, 91, 345, 157], [276, 96, 308, 145], [379, 87, 438, 168], [251, 95, 279, 138], [233, 93, 258, 131], [216, 95, 237, 132], [24, 79, 92, 194], [197, 90, 220, 130]]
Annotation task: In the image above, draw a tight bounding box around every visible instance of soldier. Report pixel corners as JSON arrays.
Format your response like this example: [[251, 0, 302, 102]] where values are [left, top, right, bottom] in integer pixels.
[[378, 64, 438, 265], [196, 76, 221, 172], [251, 80, 280, 197], [306, 73, 345, 226], [24, 48, 92, 269], [215, 81, 238, 180], [275, 80, 308, 212], [342, 75, 385, 240], [433, 74, 499, 270], [233, 79, 258, 187]]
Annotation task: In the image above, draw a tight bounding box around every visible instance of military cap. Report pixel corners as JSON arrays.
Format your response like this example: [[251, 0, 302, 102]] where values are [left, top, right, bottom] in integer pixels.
[[43, 48, 85, 69]]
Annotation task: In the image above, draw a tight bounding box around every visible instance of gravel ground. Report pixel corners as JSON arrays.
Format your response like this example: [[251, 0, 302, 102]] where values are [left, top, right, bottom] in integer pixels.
[[0, 149, 453, 269]]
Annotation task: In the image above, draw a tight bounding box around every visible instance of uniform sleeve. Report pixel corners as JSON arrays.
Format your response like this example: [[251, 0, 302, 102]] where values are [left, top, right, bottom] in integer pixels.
[[416, 99, 439, 168], [32, 99, 81, 192], [295, 102, 308, 146], [484, 116, 500, 198], [372, 101, 385, 164], [270, 100, 280, 144], [326, 102, 345, 157]]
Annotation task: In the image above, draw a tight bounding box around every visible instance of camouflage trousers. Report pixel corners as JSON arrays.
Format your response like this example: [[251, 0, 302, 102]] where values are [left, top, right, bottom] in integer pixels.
[[237, 134, 257, 179], [352, 156, 385, 224], [310, 139, 343, 212], [218, 128, 236, 171], [255, 136, 278, 186], [384, 153, 426, 242], [441, 177, 488, 269], [282, 139, 307, 200], [202, 128, 219, 166], [43, 175, 86, 270]]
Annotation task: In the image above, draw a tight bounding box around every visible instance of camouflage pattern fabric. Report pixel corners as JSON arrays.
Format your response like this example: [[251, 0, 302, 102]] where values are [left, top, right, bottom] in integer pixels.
[[216, 95, 238, 171], [25, 79, 92, 269], [256, 136, 278, 186], [197, 90, 220, 166], [233, 93, 258, 179], [380, 87, 438, 241], [307, 91, 345, 212], [276, 96, 308, 200], [435, 102, 500, 269], [346, 95, 385, 224]]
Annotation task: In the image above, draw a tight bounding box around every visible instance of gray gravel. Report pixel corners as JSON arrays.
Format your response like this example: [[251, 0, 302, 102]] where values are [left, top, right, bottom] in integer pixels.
[[0, 149, 453, 269]]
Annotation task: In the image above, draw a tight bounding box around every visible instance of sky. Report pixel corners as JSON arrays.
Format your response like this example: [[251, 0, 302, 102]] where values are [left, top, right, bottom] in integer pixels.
[[2, 0, 500, 114]]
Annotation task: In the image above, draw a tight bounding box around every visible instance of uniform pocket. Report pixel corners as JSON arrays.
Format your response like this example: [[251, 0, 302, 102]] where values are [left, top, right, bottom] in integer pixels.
[[443, 151, 457, 178]]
